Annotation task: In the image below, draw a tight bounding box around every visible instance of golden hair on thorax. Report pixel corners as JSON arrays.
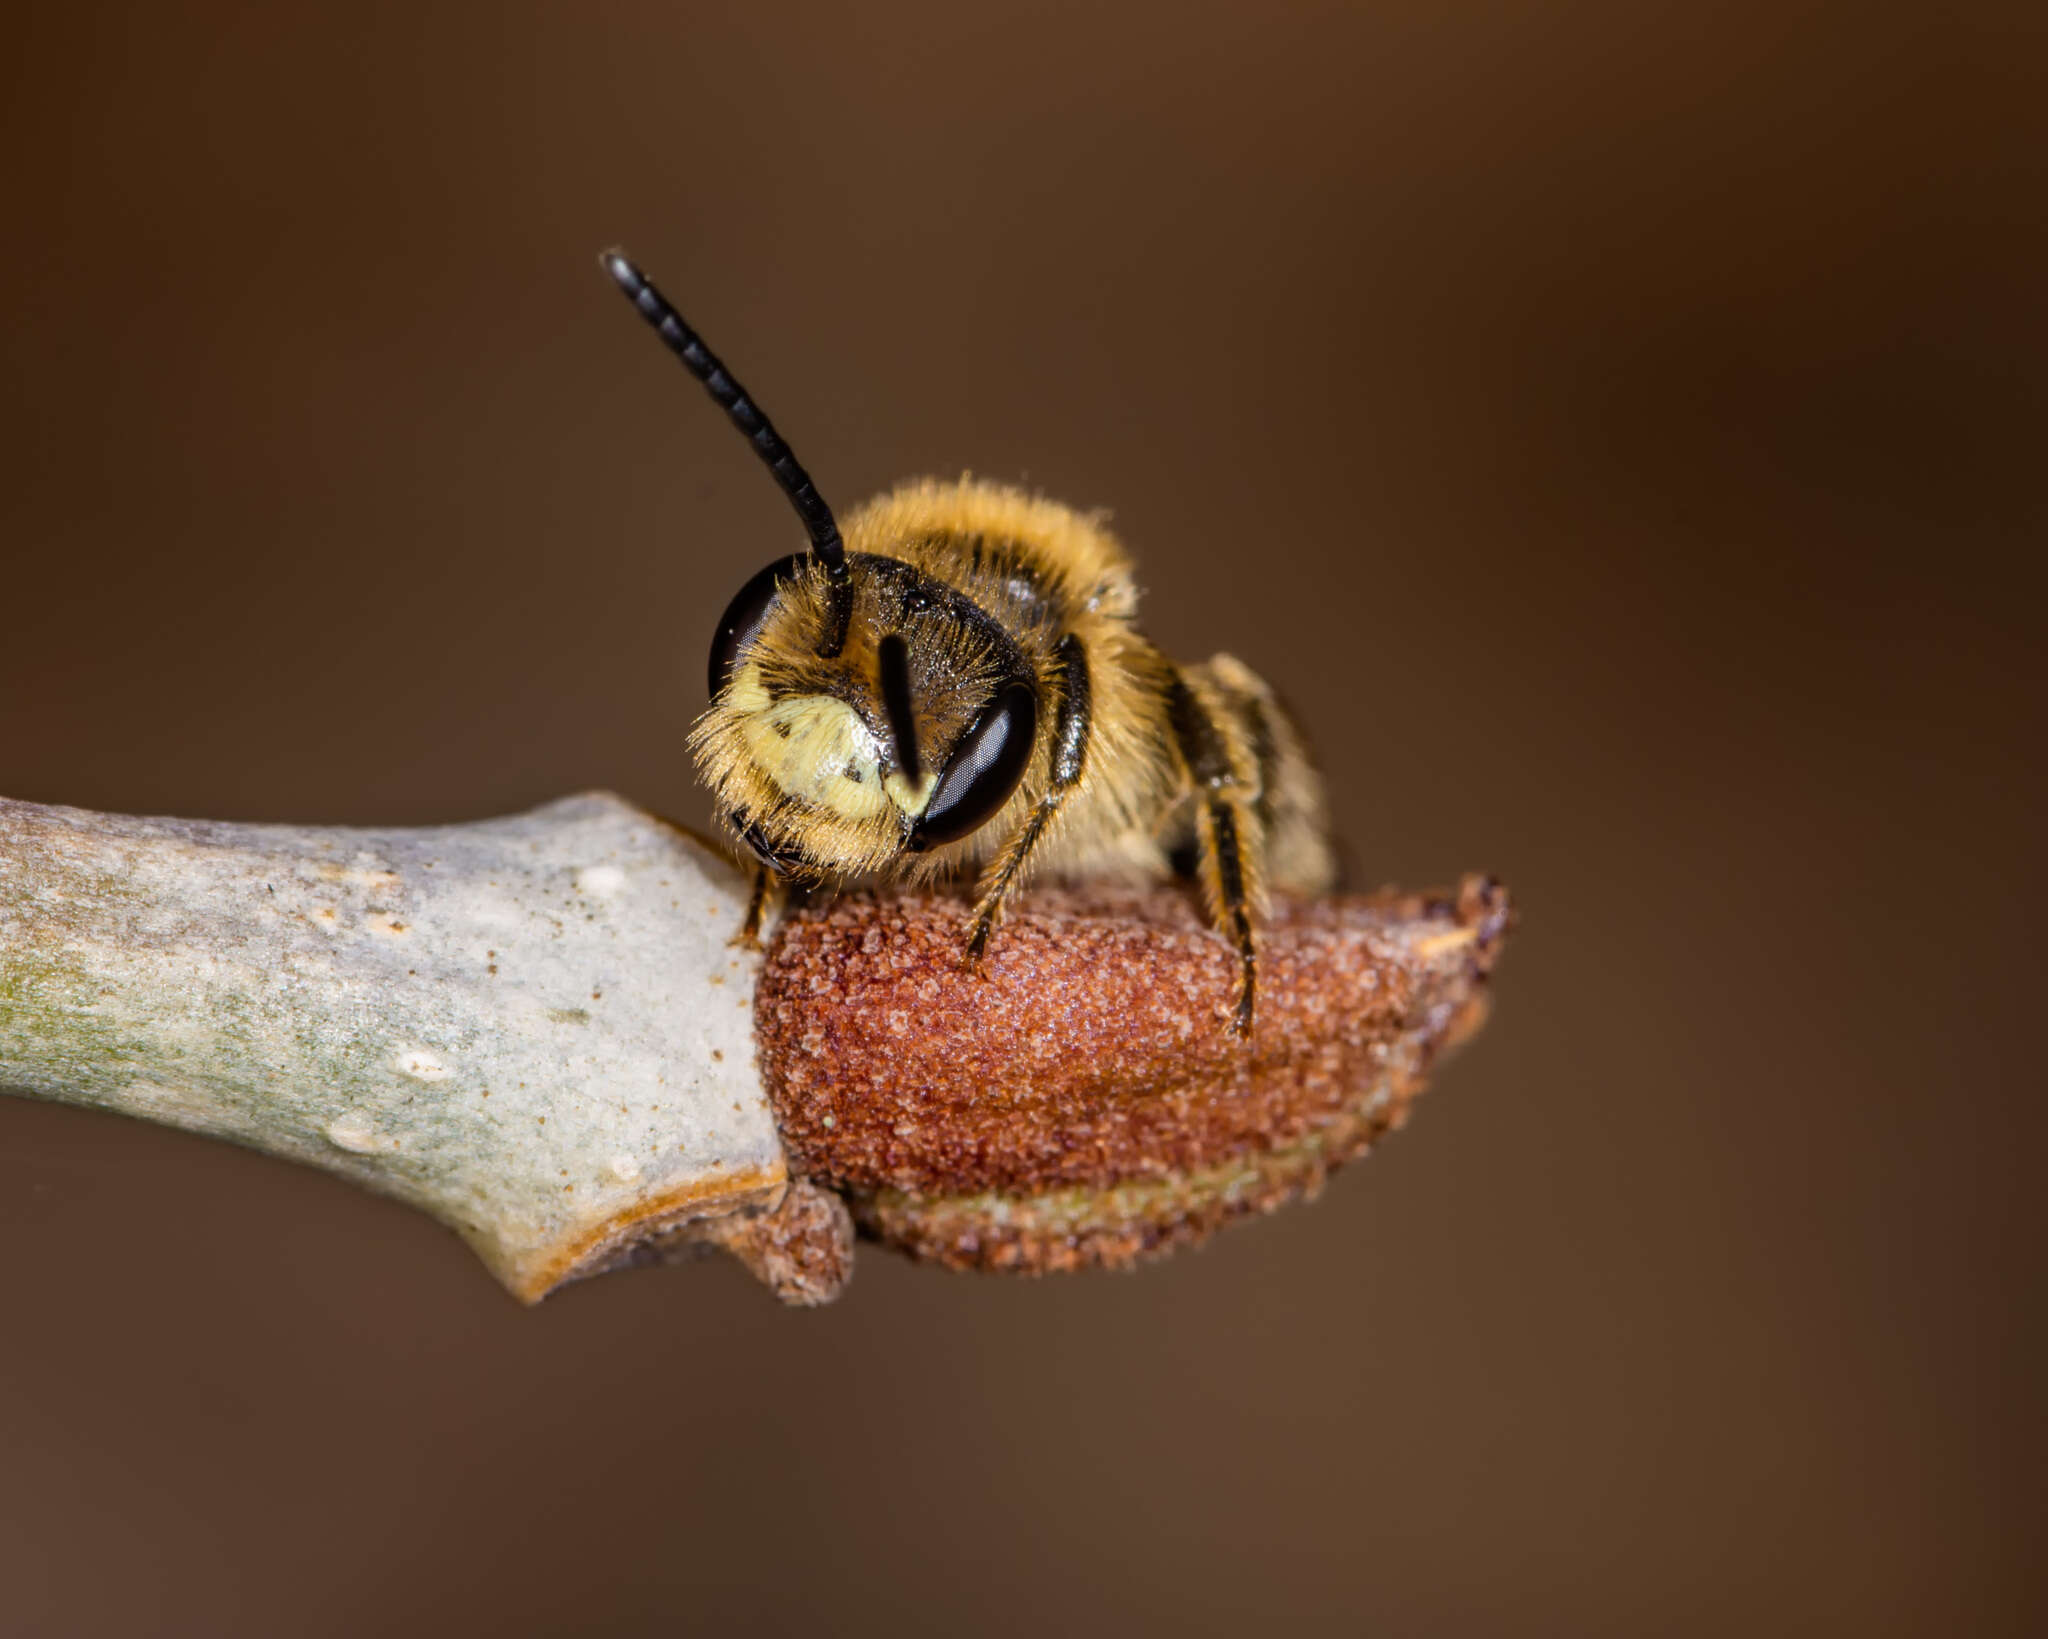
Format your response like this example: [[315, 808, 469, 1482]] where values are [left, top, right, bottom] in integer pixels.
[[603, 251, 1334, 1033]]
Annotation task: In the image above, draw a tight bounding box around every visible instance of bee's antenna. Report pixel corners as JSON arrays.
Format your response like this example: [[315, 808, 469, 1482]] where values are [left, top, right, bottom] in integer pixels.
[[877, 633, 922, 784], [600, 248, 853, 657]]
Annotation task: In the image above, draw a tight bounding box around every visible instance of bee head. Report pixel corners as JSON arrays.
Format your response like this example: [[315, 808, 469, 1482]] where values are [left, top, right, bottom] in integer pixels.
[[603, 252, 1039, 876]]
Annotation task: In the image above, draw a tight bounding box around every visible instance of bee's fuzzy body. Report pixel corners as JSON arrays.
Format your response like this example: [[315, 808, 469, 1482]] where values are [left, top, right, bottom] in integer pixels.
[[602, 253, 1335, 1032], [691, 477, 1336, 1030]]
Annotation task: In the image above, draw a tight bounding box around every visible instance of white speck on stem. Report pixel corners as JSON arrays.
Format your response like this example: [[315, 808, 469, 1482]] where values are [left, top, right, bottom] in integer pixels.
[[326, 1111, 388, 1153], [576, 865, 626, 898], [396, 1047, 452, 1082], [608, 1153, 642, 1183]]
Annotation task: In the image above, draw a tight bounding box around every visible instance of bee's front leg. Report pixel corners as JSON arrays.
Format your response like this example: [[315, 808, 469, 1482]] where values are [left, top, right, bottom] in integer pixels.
[[733, 865, 776, 949], [963, 635, 1093, 963]]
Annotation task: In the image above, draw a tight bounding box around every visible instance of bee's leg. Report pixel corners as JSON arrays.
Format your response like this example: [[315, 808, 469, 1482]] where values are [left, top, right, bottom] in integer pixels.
[[1166, 676, 1262, 1037], [733, 866, 776, 949], [1199, 792, 1259, 1037], [964, 634, 1092, 961]]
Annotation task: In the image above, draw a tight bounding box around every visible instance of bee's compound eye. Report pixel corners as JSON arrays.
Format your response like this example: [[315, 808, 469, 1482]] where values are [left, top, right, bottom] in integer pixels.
[[911, 682, 1038, 849], [708, 553, 807, 699]]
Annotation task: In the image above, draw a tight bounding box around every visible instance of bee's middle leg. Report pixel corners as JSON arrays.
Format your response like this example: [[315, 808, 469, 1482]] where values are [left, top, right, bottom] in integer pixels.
[[1166, 674, 1263, 1036], [1198, 791, 1259, 1036], [963, 634, 1092, 962]]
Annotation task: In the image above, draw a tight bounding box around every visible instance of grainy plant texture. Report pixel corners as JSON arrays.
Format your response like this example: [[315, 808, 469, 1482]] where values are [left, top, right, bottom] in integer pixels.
[[0, 791, 1508, 1303]]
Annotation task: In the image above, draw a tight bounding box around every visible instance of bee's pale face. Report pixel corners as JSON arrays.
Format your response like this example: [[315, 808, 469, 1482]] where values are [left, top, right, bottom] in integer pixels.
[[691, 543, 1044, 879], [726, 669, 935, 826]]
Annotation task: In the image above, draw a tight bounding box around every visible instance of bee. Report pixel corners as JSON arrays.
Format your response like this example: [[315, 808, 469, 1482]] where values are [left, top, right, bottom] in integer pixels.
[[603, 250, 1336, 1033]]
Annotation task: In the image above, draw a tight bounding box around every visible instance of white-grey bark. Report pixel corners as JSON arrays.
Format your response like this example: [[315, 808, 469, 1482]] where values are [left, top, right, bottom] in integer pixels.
[[0, 791, 830, 1302]]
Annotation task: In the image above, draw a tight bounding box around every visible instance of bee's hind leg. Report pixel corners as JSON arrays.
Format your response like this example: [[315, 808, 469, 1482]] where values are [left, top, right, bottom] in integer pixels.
[[963, 635, 1093, 964]]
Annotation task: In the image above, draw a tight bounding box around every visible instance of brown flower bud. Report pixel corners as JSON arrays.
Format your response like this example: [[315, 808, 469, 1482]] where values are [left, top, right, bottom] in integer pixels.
[[757, 875, 1511, 1274]]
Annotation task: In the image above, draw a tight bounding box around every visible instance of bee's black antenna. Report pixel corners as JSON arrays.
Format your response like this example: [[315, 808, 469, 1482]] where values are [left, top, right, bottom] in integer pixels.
[[601, 248, 853, 657], [877, 633, 922, 784]]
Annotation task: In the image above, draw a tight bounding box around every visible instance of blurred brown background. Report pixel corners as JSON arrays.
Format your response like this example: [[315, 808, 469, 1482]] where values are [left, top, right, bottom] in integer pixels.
[[2, 3, 2040, 1634]]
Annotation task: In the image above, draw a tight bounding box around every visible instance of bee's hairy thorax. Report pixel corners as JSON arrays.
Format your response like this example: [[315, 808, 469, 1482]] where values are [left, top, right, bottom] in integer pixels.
[[690, 476, 1335, 1029], [601, 255, 1334, 1033]]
